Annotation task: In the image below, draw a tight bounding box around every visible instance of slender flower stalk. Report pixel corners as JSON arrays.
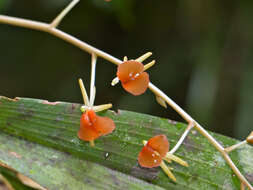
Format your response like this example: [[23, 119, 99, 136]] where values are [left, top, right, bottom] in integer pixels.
[[225, 131, 253, 153], [0, 1, 252, 189], [225, 140, 247, 153], [169, 122, 195, 154], [50, 0, 79, 28]]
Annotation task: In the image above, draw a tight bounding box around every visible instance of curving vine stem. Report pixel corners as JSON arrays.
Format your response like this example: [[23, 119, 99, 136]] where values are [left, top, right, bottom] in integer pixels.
[[0, 1, 252, 189]]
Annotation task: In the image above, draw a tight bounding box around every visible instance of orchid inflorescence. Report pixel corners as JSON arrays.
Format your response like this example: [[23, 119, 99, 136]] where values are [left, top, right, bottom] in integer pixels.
[[77, 52, 189, 182], [1, 0, 253, 189]]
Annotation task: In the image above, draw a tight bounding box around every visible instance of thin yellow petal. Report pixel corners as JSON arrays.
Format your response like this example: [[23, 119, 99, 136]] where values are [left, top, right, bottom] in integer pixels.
[[160, 161, 176, 182]]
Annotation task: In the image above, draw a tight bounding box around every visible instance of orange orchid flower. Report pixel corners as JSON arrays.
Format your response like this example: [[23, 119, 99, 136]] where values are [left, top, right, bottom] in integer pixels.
[[78, 109, 115, 142], [111, 52, 155, 96], [138, 134, 169, 168], [138, 134, 188, 182], [78, 54, 115, 146], [117, 60, 149, 95]]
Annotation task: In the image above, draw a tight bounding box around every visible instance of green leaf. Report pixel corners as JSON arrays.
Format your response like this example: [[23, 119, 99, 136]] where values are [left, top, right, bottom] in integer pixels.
[[0, 166, 37, 190], [0, 96, 252, 190]]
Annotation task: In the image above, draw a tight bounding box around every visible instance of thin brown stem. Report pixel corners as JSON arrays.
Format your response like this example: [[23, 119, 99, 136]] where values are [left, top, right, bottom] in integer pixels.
[[169, 122, 194, 154], [0, 15, 122, 65], [50, 0, 79, 28], [225, 140, 247, 153]]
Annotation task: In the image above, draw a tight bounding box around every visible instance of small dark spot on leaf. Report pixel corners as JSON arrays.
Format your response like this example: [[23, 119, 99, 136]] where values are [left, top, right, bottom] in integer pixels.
[[246, 173, 253, 183], [31, 157, 39, 163], [48, 158, 57, 164], [64, 151, 71, 156], [109, 172, 120, 186], [71, 104, 77, 113], [18, 110, 34, 120], [130, 165, 159, 182], [216, 139, 225, 147], [6, 122, 11, 126], [189, 173, 199, 181], [84, 178, 92, 184], [183, 135, 199, 152], [66, 103, 79, 114]]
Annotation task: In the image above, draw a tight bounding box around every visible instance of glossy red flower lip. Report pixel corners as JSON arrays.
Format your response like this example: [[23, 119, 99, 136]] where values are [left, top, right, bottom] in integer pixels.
[[117, 60, 149, 96], [78, 109, 115, 142], [111, 52, 155, 96], [138, 134, 188, 182], [138, 134, 169, 168]]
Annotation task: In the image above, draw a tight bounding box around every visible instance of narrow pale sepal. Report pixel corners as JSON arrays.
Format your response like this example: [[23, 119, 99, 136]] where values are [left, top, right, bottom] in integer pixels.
[[79, 78, 90, 106], [166, 153, 189, 167], [160, 161, 176, 182], [93, 104, 112, 112], [144, 60, 155, 71], [135, 52, 152, 63], [163, 156, 172, 163], [156, 95, 167, 108]]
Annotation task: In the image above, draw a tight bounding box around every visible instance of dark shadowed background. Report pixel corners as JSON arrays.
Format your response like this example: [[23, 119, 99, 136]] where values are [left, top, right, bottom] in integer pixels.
[[0, 0, 253, 139]]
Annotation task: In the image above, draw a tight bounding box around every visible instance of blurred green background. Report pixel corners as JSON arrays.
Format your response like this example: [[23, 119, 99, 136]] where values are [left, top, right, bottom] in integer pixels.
[[0, 0, 253, 140]]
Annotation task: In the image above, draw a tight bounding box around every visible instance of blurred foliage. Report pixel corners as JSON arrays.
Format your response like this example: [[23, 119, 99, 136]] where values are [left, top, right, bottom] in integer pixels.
[[0, 0, 253, 139]]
